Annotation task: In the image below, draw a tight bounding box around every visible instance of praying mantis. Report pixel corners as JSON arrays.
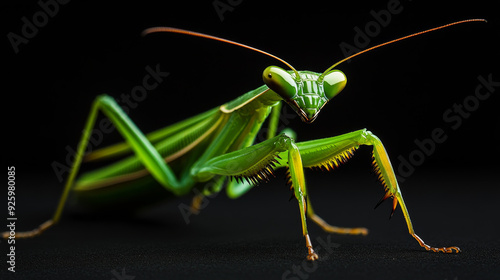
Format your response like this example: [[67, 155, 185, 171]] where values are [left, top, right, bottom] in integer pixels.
[[3, 19, 486, 261]]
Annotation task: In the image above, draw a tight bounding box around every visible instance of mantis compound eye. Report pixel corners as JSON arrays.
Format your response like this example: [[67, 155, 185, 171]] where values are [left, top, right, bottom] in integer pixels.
[[322, 70, 347, 100], [262, 66, 298, 100]]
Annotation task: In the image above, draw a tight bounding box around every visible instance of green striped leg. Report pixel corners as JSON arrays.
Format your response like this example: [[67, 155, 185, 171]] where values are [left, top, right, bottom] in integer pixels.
[[3, 95, 194, 239]]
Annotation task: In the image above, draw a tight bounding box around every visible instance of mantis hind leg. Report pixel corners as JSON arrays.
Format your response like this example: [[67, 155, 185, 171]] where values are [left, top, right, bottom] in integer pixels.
[[2, 95, 194, 239], [297, 128, 460, 253]]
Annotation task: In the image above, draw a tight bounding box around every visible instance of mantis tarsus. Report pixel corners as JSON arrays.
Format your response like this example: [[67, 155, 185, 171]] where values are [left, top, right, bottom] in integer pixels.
[[3, 19, 486, 261]]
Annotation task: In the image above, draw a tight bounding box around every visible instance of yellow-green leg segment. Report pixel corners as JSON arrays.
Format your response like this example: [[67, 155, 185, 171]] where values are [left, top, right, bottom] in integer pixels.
[[296, 129, 460, 254]]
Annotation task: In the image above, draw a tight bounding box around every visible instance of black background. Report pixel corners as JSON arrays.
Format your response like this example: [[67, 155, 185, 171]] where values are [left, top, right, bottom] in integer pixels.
[[2, 0, 499, 279]]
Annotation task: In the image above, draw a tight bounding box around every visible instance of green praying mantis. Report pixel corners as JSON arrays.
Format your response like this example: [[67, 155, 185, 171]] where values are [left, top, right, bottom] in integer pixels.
[[3, 19, 486, 261]]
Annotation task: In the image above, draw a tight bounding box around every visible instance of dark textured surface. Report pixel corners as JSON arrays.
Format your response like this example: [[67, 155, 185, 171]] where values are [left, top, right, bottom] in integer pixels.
[[2, 168, 499, 279]]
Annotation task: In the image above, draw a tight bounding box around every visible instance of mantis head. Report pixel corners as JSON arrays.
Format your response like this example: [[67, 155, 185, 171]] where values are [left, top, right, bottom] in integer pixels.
[[263, 66, 346, 123]]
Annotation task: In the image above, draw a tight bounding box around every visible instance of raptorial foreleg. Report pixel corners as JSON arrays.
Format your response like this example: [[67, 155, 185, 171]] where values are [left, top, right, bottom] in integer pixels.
[[296, 129, 460, 253]]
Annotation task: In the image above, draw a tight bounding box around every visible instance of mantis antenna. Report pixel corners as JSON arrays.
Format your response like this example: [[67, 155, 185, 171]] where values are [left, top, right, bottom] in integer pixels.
[[317, 18, 487, 82], [142, 19, 486, 83], [141, 27, 302, 80]]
